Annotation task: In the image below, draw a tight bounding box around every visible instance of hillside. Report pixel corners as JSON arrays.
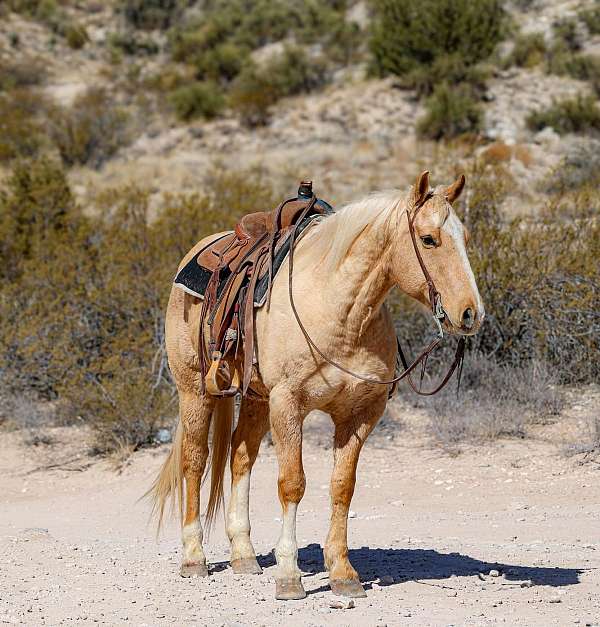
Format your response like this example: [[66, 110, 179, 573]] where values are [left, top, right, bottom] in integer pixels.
[[1, 0, 599, 204]]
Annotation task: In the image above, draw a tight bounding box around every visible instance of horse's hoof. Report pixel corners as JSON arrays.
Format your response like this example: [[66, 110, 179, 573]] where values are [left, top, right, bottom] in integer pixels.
[[180, 561, 209, 578], [275, 577, 306, 600], [231, 558, 262, 575], [330, 578, 367, 598]]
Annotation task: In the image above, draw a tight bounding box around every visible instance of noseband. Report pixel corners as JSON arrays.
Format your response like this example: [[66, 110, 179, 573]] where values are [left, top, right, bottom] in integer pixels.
[[287, 192, 466, 397]]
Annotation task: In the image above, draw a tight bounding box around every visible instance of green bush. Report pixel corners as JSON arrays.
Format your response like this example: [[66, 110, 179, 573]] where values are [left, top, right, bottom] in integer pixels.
[[7, 0, 58, 19], [526, 95, 600, 136], [0, 159, 278, 454], [416, 83, 482, 140], [265, 46, 329, 97], [64, 22, 88, 49], [0, 57, 47, 91], [401, 53, 490, 98], [193, 43, 250, 83], [580, 4, 600, 35], [118, 0, 183, 30], [169, 0, 355, 68], [168, 81, 225, 121], [48, 87, 130, 167], [0, 157, 73, 283], [369, 0, 507, 78], [229, 66, 278, 127], [552, 17, 582, 52], [505, 32, 547, 68], [0, 90, 48, 162], [547, 51, 600, 93], [228, 47, 329, 126], [108, 31, 160, 56]]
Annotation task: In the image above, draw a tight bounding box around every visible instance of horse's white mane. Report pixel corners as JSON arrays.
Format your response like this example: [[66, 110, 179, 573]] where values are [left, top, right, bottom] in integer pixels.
[[302, 189, 407, 271]]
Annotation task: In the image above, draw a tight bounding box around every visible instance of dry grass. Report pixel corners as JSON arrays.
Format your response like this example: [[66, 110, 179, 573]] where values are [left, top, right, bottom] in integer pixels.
[[481, 142, 533, 167], [406, 355, 564, 454]]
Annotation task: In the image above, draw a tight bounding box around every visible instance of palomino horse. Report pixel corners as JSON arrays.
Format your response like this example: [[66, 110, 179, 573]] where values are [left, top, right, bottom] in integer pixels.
[[149, 171, 484, 600]]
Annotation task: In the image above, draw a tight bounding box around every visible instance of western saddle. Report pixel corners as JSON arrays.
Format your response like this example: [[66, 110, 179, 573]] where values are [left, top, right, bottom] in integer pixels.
[[176, 181, 332, 397]]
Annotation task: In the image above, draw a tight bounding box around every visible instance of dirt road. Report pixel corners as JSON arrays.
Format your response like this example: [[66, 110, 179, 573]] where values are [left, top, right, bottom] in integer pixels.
[[1, 408, 599, 626]]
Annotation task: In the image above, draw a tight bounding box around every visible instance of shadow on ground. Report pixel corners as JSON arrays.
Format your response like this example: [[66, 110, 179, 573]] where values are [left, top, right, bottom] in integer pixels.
[[210, 544, 583, 593]]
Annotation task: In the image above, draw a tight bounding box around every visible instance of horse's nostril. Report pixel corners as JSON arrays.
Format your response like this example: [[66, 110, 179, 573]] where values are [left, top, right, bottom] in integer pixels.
[[462, 307, 474, 329]]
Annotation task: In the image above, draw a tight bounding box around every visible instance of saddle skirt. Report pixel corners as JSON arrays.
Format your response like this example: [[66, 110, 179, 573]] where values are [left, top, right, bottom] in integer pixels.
[[173, 182, 334, 397]]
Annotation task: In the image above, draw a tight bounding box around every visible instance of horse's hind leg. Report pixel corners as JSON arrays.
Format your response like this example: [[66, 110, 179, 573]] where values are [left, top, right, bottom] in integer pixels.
[[325, 397, 386, 597], [227, 396, 269, 575], [180, 391, 214, 578]]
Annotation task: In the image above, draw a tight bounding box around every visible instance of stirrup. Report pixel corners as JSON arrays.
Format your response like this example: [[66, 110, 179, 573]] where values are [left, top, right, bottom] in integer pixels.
[[205, 351, 241, 397]]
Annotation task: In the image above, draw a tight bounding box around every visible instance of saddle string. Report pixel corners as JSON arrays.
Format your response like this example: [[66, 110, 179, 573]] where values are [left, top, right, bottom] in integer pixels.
[[286, 193, 466, 395]]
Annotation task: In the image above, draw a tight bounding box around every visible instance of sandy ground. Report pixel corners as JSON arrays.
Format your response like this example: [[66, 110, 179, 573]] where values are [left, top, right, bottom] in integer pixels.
[[1, 406, 600, 627]]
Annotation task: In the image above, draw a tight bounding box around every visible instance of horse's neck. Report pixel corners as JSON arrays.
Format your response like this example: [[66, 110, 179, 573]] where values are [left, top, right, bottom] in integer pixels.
[[325, 207, 398, 340]]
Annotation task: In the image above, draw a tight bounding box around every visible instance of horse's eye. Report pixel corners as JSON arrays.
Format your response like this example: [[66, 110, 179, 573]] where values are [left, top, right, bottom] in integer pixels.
[[420, 235, 437, 248]]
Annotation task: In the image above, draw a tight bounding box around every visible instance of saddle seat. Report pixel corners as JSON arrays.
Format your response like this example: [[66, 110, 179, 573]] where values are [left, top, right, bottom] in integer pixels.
[[178, 181, 331, 398], [235, 185, 316, 240]]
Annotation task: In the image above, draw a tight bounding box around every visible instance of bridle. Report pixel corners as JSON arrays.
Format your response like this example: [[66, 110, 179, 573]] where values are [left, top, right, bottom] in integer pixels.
[[286, 192, 466, 397]]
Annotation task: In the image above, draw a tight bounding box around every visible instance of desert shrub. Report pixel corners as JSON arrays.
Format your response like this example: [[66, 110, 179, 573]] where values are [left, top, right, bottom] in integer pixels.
[[417, 83, 483, 140], [8, 0, 88, 46], [169, 0, 356, 69], [229, 65, 279, 127], [0, 157, 73, 283], [0, 159, 278, 454], [265, 46, 329, 97], [369, 0, 507, 78], [193, 43, 250, 83], [165, 1, 344, 119], [511, 0, 537, 10], [0, 57, 47, 91], [552, 17, 582, 52], [118, 0, 183, 30], [0, 90, 48, 162], [505, 32, 547, 68], [169, 81, 225, 121], [526, 95, 600, 136], [48, 87, 130, 167], [7, 0, 59, 19], [228, 47, 329, 126], [580, 4, 600, 35], [547, 52, 600, 94], [543, 139, 600, 193], [415, 356, 563, 452], [108, 31, 160, 56], [64, 21, 88, 49], [401, 54, 490, 99], [145, 65, 190, 92]]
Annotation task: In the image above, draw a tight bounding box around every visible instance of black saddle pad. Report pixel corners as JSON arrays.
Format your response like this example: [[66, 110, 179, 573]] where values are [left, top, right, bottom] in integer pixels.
[[174, 198, 334, 307]]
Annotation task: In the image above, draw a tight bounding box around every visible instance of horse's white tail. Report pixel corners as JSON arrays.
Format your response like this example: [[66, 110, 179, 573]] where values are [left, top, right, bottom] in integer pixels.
[[146, 397, 233, 534]]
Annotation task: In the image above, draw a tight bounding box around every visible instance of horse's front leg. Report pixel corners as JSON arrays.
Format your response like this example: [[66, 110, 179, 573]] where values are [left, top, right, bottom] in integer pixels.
[[227, 396, 269, 574], [269, 386, 307, 600], [325, 396, 386, 597]]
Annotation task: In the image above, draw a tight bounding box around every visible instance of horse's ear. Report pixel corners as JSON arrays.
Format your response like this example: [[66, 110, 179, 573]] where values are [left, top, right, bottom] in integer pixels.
[[446, 174, 466, 204], [412, 170, 430, 206]]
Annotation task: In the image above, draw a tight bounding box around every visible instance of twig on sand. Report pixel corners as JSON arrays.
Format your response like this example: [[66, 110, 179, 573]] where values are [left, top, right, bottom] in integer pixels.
[[26, 458, 92, 474], [413, 580, 457, 590]]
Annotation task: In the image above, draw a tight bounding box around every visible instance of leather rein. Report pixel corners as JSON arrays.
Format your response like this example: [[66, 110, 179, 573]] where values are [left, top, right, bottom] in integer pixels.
[[286, 193, 466, 397]]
